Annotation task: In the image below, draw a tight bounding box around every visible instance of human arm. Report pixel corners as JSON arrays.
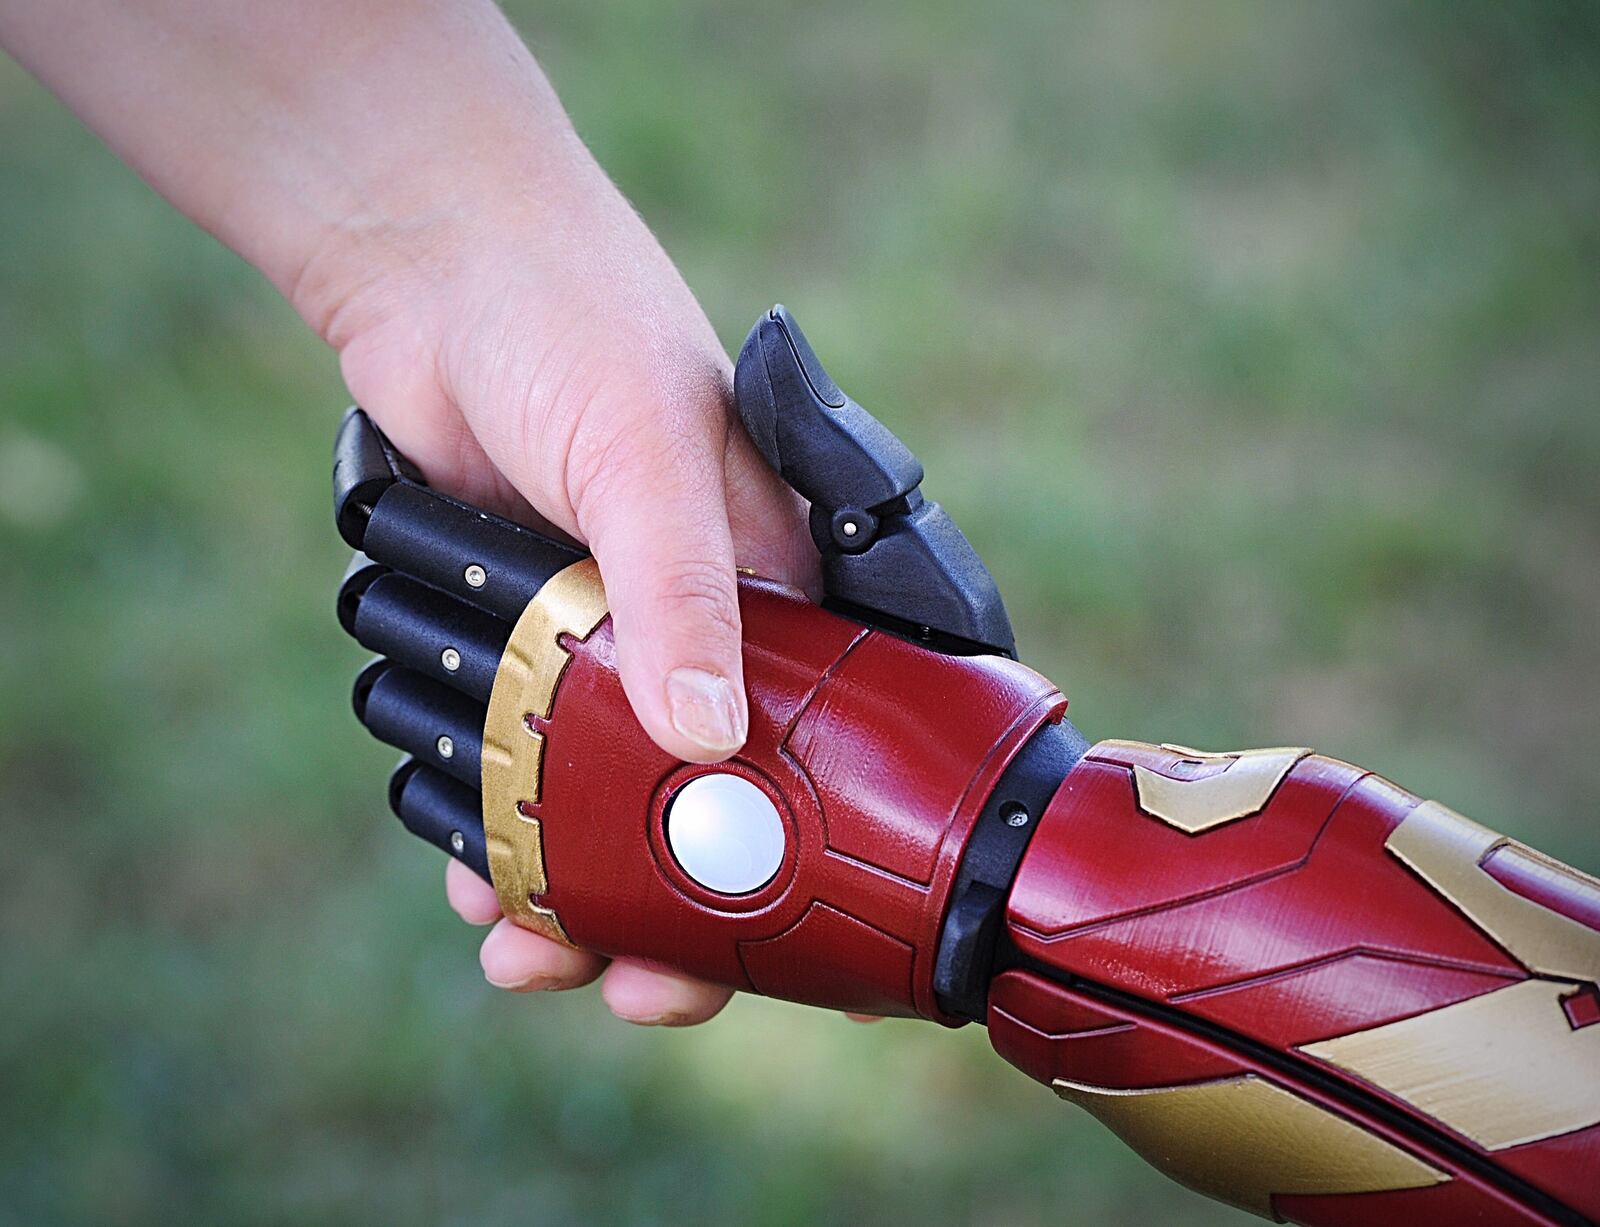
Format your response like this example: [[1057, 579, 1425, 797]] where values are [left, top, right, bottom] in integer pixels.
[[0, 0, 817, 1023]]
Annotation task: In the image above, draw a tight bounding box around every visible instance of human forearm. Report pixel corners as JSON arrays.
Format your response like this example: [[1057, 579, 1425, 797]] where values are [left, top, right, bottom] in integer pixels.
[[3, 0, 816, 1028], [0, 0, 591, 338]]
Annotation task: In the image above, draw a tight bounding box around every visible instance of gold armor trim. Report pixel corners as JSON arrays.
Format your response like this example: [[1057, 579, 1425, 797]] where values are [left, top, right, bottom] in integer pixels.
[[1118, 744, 1310, 835], [1386, 800, 1600, 983], [1298, 799, 1600, 1149], [480, 558, 609, 945], [1302, 977, 1600, 1150], [1052, 1072, 1444, 1217]]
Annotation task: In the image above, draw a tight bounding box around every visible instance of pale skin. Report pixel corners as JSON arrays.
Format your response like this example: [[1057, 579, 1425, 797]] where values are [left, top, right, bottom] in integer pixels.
[[0, 0, 843, 1026]]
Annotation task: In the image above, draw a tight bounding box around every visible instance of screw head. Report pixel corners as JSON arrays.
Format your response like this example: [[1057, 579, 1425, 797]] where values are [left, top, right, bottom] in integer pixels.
[[1003, 803, 1029, 828], [464, 564, 487, 589], [449, 830, 465, 854], [436, 735, 455, 759], [841, 520, 858, 537], [440, 647, 462, 672]]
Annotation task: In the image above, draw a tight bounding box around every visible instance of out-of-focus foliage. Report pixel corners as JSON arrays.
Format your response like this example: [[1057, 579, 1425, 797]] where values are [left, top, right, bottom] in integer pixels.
[[1, 2, 1596, 1224]]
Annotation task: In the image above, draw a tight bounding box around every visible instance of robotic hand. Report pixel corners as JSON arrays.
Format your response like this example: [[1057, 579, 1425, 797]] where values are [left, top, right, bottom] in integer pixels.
[[333, 306, 1599, 1227]]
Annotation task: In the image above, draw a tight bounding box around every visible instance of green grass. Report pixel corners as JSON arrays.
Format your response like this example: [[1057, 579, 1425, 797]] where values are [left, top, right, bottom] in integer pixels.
[[2, 3, 1597, 1224]]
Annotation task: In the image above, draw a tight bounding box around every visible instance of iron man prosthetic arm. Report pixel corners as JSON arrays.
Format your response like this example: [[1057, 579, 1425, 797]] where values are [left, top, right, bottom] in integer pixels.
[[332, 307, 1600, 1226]]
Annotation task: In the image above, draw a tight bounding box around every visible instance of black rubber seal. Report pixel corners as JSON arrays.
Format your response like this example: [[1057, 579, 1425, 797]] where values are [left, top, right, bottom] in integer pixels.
[[932, 716, 1088, 1021]]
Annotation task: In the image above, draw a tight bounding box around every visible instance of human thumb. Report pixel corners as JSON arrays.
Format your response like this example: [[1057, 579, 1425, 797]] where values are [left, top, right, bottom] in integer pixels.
[[572, 419, 748, 764]]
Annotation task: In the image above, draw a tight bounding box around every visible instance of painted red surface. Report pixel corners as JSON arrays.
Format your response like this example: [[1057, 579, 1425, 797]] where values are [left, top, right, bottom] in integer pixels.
[[534, 576, 1064, 1020], [1000, 741, 1596, 1225], [1564, 983, 1600, 1030], [527, 581, 1595, 1222], [1007, 753, 1526, 1000], [1483, 842, 1600, 934], [1494, 1125, 1600, 1223], [1276, 1179, 1557, 1227], [988, 970, 1552, 1226], [987, 970, 1249, 1088]]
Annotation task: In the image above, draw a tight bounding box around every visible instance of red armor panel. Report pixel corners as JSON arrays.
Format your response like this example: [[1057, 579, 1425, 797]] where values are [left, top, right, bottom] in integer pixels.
[[531, 577, 1065, 1019], [473, 560, 1596, 1223], [998, 740, 1600, 1223], [987, 971, 1548, 1225]]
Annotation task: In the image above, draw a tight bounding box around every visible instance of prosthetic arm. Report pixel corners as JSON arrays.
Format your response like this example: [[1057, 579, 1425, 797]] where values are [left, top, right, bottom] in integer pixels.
[[333, 306, 1599, 1226]]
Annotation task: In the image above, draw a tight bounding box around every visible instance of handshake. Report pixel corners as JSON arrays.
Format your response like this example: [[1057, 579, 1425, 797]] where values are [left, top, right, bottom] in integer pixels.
[[332, 307, 1598, 1227]]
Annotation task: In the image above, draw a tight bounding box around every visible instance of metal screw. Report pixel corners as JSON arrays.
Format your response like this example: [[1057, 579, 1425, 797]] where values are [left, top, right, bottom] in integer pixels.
[[464, 564, 487, 589], [1003, 803, 1029, 828], [841, 520, 858, 538], [441, 647, 461, 672], [436, 735, 455, 759], [449, 830, 465, 854]]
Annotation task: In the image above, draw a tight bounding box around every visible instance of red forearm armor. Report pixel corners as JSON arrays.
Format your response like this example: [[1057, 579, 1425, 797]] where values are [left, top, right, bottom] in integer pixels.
[[481, 561, 1599, 1227], [997, 741, 1599, 1225]]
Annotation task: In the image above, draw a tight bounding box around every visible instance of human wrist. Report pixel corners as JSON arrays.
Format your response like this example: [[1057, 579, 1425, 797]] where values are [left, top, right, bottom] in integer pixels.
[[278, 115, 603, 352]]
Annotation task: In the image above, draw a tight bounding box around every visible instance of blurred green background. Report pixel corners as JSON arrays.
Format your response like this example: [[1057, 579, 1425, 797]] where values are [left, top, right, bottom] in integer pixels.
[[2, 2, 1597, 1224]]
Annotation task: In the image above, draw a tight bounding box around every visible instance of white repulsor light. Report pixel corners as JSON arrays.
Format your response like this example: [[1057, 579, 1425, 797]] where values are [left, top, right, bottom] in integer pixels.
[[664, 773, 787, 895]]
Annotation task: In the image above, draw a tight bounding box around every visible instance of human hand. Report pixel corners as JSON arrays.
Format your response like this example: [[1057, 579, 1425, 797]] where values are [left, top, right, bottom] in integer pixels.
[[0, 0, 816, 1026], [318, 152, 817, 1026]]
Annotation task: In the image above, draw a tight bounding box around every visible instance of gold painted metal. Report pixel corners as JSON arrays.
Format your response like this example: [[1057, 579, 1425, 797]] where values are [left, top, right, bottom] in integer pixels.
[[1386, 800, 1600, 983], [1052, 1072, 1444, 1218], [481, 558, 609, 945], [1302, 978, 1600, 1150], [1295, 799, 1600, 1150], [1115, 743, 1311, 835]]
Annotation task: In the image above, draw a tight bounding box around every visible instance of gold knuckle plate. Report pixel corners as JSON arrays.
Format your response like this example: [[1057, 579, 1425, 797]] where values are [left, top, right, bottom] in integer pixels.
[[480, 558, 609, 944]]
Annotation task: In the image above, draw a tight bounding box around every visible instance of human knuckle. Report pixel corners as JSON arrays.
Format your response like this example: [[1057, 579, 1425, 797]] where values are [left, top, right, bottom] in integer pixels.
[[568, 410, 671, 508], [653, 558, 741, 639]]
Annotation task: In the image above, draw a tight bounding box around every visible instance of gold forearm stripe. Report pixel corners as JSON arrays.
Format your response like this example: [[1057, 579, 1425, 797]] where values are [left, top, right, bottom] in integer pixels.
[[1386, 800, 1600, 984], [1295, 799, 1600, 1149], [1108, 743, 1311, 834], [480, 558, 609, 945], [1301, 977, 1600, 1150], [1053, 1071, 1443, 1216]]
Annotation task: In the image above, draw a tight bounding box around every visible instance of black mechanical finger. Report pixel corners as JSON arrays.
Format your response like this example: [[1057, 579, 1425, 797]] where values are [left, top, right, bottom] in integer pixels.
[[334, 406, 423, 548], [335, 408, 586, 622], [354, 659, 485, 790], [388, 758, 490, 881], [348, 571, 509, 703], [733, 306, 1015, 657], [361, 482, 586, 622], [337, 552, 386, 637]]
